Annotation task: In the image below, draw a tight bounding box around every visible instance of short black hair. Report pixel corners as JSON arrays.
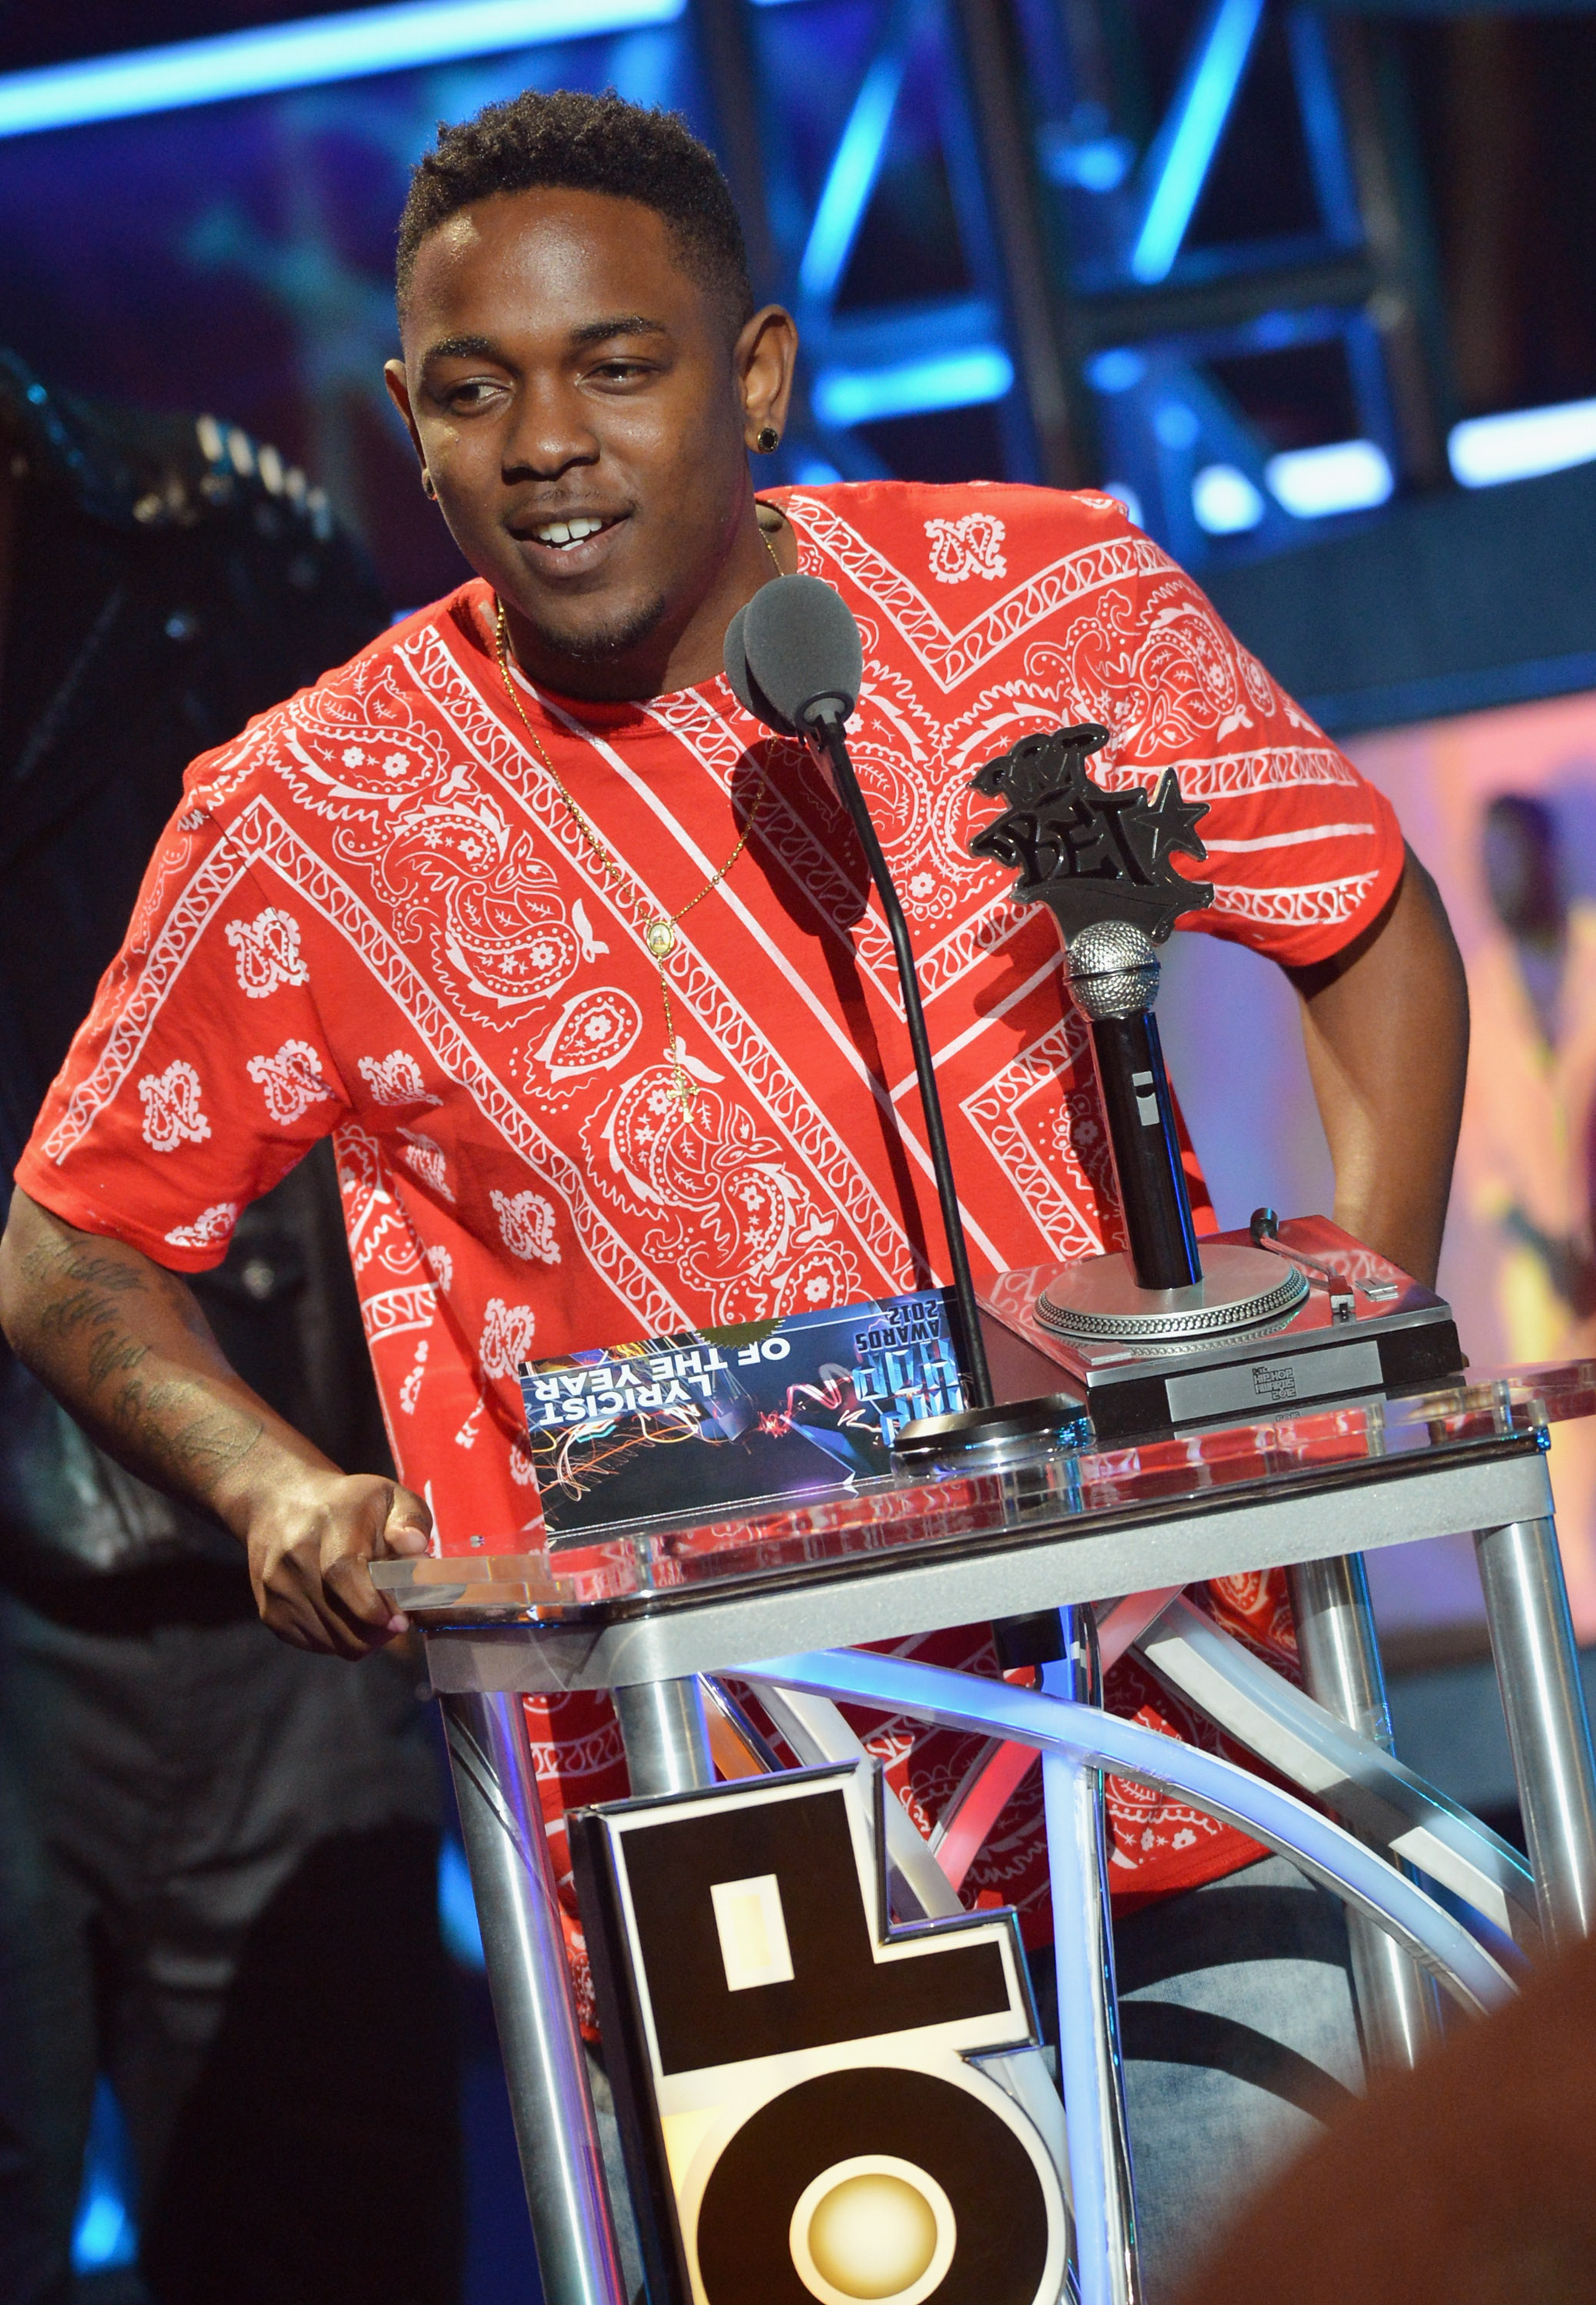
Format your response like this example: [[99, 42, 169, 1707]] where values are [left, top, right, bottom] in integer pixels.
[[397, 88, 753, 329]]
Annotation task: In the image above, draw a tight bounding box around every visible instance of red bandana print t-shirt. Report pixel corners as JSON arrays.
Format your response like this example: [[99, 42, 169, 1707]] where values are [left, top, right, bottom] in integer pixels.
[[18, 482, 1403, 2002]]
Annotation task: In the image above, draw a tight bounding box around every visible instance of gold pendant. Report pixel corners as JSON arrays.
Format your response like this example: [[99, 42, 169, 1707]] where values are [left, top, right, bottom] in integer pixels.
[[643, 918, 677, 960]]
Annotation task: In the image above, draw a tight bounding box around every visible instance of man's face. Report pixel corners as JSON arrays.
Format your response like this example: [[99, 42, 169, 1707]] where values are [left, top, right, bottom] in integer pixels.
[[390, 187, 768, 690]]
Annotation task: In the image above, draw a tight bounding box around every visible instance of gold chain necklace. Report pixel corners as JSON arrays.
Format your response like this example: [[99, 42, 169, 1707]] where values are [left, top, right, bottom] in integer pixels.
[[492, 519, 784, 1116]]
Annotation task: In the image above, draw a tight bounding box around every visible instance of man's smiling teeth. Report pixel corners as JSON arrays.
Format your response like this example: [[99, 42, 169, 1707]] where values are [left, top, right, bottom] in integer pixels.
[[534, 516, 607, 548]]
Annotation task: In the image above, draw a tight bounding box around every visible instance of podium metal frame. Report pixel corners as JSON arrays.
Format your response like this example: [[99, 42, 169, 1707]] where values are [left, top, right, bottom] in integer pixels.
[[420, 1408, 1596, 2305]]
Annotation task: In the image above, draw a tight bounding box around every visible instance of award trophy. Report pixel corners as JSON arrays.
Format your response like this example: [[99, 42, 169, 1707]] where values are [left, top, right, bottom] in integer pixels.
[[966, 721, 1463, 1442]]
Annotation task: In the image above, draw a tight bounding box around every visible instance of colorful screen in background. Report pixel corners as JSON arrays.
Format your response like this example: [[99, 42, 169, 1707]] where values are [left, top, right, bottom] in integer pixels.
[[1163, 689, 1596, 1654], [1360, 695, 1596, 1643]]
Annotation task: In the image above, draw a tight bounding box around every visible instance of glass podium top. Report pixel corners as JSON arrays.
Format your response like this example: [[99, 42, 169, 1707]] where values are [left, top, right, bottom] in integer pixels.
[[370, 1361, 1591, 1626]]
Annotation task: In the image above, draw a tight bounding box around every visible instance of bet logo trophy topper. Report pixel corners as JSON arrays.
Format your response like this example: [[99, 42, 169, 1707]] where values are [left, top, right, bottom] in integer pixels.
[[571, 1764, 1067, 2305], [967, 721, 1213, 948]]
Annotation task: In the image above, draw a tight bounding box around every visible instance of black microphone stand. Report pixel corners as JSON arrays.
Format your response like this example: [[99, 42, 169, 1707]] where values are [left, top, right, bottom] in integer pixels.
[[808, 706, 995, 1411], [810, 711, 1100, 1677], [733, 574, 1085, 1458]]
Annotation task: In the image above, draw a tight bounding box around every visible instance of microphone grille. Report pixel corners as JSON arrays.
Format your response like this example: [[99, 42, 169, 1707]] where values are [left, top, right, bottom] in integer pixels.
[[723, 602, 795, 734], [1064, 920, 1160, 1020], [742, 573, 863, 729]]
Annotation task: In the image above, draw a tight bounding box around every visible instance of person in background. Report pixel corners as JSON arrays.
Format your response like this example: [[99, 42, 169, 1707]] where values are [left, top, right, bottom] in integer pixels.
[[1458, 791, 1596, 1620], [0, 353, 461, 2305]]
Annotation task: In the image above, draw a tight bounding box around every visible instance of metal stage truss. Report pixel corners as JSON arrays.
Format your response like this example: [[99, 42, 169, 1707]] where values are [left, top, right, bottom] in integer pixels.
[[689, 0, 1450, 569], [0, 0, 1453, 571]]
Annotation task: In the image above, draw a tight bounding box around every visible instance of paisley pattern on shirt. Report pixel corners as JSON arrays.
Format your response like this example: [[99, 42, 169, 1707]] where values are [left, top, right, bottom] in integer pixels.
[[18, 479, 1404, 1992]]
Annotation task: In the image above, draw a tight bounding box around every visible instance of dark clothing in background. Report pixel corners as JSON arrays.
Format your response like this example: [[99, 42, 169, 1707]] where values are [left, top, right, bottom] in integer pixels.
[[0, 1147, 390, 1604], [0, 353, 461, 2305], [0, 1599, 457, 2305]]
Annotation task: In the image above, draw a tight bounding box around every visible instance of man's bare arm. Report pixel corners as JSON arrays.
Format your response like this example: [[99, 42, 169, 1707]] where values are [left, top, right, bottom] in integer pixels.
[[1286, 846, 1469, 1288], [0, 1188, 430, 1655]]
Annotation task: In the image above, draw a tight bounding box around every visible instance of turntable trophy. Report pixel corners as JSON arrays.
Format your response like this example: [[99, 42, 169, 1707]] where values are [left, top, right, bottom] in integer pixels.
[[964, 720, 1459, 1440]]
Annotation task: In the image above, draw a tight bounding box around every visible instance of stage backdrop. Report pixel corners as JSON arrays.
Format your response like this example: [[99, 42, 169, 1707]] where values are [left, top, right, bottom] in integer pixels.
[[1163, 686, 1596, 1653], [0, 20, 712, 612]]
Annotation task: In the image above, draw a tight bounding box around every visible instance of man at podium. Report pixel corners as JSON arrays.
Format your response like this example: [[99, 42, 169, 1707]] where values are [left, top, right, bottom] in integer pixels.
[[0, 87, 1468, 2290]]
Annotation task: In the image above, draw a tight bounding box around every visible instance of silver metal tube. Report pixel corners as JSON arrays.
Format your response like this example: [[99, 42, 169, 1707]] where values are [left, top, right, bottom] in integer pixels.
[[441, 1690, 626, 2305], [1286, 1555, 1394, 1747], [1475, 1515, 1596, 1951], [1042, 1606, 1142, 2305], [751, 1647, 1514, 2015], [613, 1675, 716, 1796], [1286, 1555, 1442, 2068], [1282, 1549, 1448, 2074]]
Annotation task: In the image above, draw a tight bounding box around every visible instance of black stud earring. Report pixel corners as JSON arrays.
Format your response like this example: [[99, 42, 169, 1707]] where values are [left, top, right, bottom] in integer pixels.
[[755, 426, 781, 455], [421, 469, 436, 499]]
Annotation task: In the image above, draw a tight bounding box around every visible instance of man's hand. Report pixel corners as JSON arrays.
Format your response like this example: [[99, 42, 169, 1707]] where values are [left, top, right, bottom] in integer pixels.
[[0, 1188, 429, 1658], [228, 1464, 433, 1657], [1286, 846, 1469, 1288]]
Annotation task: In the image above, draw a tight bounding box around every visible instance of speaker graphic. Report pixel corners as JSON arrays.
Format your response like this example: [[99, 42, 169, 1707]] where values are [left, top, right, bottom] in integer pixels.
[[570, 1761, 1070, 2305]]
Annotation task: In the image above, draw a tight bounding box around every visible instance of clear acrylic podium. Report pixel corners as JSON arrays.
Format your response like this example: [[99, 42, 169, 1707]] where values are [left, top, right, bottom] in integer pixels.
[[377, 1359, 1596, 2305]]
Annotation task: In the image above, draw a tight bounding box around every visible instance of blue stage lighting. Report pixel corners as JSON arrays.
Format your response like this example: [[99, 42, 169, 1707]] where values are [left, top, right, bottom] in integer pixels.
[[1266, 438, 1392, 518], [1037, 121, 1135, 193], [0, 0, 685, 138], [1192, 463, 1264, 534], [1087, 349, 1146, 395], [71, 2084, 137, 2273], [440, 1835, 486, 1968], [73, 2181, 135, 2275], [1153, 400, 1199, 450], [1449, 399, 1596, 489], [798, 48, 908, 307], [1129, 0, 1266, 284], [812, 347, 1015, 429]]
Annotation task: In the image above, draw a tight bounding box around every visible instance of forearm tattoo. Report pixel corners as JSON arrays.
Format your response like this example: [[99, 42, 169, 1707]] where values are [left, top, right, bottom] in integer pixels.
[[107, 1372, 264, 1494], [23, 1233, 263, 1502]]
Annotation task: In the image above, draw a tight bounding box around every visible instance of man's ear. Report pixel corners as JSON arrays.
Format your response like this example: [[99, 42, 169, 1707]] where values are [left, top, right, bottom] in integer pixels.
[[383, 358, 426, 469], [736, 305, 799, 450]]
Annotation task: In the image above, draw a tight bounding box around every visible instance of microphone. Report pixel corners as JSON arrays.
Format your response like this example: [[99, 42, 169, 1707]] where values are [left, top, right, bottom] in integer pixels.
[[731, 576, 1096, 1712], [722, 602, 795, 736], [739, 574, 861, 734], [967, 725, 1216, 1310], [1062, 920, 1200, 1292], [729, 575, 994, 1415]]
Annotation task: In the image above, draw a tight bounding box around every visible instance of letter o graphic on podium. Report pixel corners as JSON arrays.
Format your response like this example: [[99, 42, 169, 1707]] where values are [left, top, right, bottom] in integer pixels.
[[693, 2065, 1053, 2304], [791, 2157, 955, 2303], [571, 1770, 1069, 2305]]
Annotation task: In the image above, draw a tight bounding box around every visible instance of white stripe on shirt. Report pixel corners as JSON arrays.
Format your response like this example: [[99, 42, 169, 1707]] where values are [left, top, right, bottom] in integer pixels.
[[1203, 821, 1375, 853]]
